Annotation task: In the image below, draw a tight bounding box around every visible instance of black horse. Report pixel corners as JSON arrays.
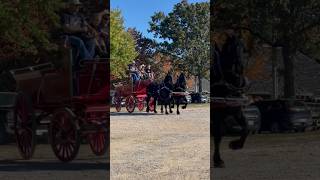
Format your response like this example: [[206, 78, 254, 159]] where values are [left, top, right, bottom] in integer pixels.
[[211, 34, 249, 168], [146, 81, 160, 113], [171, 73, 188, 114], [158, 73, 174, 114]]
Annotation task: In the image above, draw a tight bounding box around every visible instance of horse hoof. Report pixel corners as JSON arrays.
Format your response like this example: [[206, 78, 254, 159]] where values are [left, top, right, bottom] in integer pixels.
[[166, 112, 169, 115], [154, 110, 157, 113], [214, 160, 225, 168], [177, 111, 180, 115], [229, 139, 244, 150], [182, 106, 186, 109], [170, 110, 173, 113]]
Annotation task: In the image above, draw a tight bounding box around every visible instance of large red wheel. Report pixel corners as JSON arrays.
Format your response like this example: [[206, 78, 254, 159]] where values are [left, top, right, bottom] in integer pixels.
[[14, 92, 36, 160], [125, 95, 136, 113], [114, 95, 122, 112], [49, 108, 80, 162], [137, 97, 145, 111], [88, 128, 108, 156], [149, 97, 155, 112]]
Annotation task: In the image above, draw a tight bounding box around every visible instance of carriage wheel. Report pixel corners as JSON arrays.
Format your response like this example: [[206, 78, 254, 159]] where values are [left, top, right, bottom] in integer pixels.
[[88, 128, 108, 156], [114, 96, 122, 112], [137, 98, 145, 111], [49, 108, 80, 162], [149, 97, 155, 112], [14, 92, 36, 160], [125, 95, 136, 113]]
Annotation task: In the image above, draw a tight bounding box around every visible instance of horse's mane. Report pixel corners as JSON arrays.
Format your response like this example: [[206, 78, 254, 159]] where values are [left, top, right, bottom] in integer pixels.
[[214, 35, 245, 88]]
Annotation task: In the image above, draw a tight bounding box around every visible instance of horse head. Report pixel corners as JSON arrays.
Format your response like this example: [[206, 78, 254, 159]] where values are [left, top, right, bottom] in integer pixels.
[[164, 72, 173, 87], [175, 73, 187, 90]]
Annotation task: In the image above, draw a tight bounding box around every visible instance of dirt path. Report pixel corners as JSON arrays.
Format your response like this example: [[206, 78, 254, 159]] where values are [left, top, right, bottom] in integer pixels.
[[110, 105, 210, 180], [2, 104, 317, 180], [0, 144, 108, 180], [212, 132, 320, 180]]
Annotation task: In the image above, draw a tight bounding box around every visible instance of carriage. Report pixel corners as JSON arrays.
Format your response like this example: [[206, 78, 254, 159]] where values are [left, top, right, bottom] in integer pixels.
[[113, 79, 155, 113], [0, 51, 109, 162]]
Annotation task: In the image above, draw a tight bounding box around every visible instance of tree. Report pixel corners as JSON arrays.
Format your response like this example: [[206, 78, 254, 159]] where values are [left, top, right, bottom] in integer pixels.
[[127, 28, 168, 79], [149, 0, 210, 92], [110, 9, 137, 79], [0, 0, 63, 60], [212, 0, 320, 98], [127, 28, 157, 64]]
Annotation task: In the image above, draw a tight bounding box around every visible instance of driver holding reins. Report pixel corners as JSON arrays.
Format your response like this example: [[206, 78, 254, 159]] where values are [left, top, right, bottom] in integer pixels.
[[61, 0, 97, 66]]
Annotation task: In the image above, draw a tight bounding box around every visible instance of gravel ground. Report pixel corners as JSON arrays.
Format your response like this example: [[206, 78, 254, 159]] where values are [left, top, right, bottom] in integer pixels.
[[110, 105, 210, 180], [1, 104, 318, 180], [0, 144, 108, 180], [212, 132, 320, 180]]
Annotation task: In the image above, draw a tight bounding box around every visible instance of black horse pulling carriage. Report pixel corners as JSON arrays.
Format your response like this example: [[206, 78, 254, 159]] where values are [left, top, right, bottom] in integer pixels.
[[145, 72, 189, 115], [211, 33, 249, 168]]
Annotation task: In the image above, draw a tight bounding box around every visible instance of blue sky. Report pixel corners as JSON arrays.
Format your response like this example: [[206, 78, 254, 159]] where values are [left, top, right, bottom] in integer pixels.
[[111, 0, 209, 39]]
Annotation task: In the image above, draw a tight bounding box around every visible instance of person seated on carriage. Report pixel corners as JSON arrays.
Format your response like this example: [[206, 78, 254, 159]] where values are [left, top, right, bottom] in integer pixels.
[[139, 64, 148, 80], [145, 64, 154, 80], [61, 0, 96, 68], [128, 61, 140, 83], [90, 9, 109, 58]]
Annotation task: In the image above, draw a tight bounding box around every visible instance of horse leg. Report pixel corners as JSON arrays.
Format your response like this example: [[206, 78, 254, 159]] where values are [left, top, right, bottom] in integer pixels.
[[212, 110, 225, 168], [165, 104, 169, 115], [214, 136, 225, 168], [176, 101, 180, 115], [161, 103, 163, 113], [146, 95, 150, 113], [229, 108, 249, 150], [154, 96, 158, 113], [169, 99, 173, 113], [182, 96, 187, 109], [171, 97, 174, 109]]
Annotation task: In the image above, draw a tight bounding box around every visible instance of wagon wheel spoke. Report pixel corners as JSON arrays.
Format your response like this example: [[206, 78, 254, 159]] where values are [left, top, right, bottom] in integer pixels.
[[89, 129, 107, 156], [50, 109, 80, 162]]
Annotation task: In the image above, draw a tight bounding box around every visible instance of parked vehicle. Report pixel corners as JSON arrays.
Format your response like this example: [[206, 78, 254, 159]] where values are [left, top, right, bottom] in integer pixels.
[[225, 105, 261, 135], [191, 92, 208, 103], [185, 93, 192, 103], [253, 99, 313, 133], [243, 105, 261, 134], [0, 110, 9, 144], [303, 99, 320, 130]]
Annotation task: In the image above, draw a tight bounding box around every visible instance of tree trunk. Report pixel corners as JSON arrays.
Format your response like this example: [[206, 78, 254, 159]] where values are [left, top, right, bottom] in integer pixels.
[[198, 75, 202, 93], [282, 46, 295, 99]]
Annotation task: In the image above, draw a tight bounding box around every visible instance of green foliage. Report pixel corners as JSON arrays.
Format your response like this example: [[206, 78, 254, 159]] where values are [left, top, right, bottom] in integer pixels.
[[213, 0, 320, 97], [213, 0, 320, 52], [127, 28, 157, 64], [149, 1, 210, 79], [110, 9, 138, 79], [0, 0, 63, 60]]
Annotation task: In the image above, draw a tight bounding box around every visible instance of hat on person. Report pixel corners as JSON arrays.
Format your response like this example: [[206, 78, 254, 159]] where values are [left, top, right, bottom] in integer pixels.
[[68, 0, 82, 5]]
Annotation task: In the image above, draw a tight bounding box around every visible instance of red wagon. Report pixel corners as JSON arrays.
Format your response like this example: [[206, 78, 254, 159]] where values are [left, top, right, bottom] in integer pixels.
[[113, 79, 155, 113], [0, 56, 109, 162]]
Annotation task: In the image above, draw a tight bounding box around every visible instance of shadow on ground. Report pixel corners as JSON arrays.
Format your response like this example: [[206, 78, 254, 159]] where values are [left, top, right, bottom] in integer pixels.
[[0, 160, 109, 172], [110, 112, 166, 116]]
